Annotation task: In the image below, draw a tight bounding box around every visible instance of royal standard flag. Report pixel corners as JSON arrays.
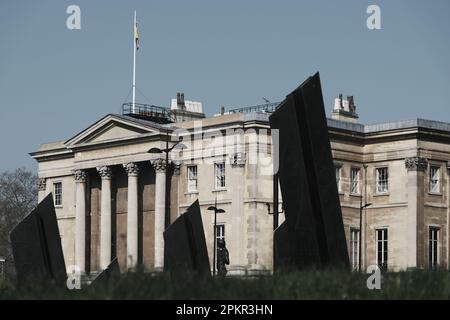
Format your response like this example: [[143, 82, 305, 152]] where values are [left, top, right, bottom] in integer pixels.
[[135, 22, 140, 50]]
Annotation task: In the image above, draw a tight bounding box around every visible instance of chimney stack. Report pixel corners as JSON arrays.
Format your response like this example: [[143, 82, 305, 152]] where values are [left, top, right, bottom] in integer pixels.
[[347, 96, 355, 113], [176, 92, 186, 110], [331, 94, 359, 123], [220, 106, 225, 115]]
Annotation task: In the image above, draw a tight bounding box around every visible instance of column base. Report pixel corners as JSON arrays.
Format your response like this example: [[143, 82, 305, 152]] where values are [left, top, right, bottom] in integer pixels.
[[153, 266, 164, 273]]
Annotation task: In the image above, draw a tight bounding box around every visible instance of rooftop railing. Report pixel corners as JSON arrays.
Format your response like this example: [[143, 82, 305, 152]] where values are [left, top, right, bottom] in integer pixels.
[[228, 102, 281, 114], [122, 102, 173, 123]]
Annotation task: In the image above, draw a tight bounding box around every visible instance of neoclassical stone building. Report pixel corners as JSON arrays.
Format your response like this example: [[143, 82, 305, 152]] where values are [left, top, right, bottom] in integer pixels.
[[31, 95, 450, 274]]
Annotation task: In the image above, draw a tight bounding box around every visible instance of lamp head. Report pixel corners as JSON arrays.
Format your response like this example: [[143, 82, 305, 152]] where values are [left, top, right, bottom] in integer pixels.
[[148, 147, 162, 154]]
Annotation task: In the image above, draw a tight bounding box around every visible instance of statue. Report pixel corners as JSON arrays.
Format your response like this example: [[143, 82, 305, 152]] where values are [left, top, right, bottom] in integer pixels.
[[216, 239, 229, 277]]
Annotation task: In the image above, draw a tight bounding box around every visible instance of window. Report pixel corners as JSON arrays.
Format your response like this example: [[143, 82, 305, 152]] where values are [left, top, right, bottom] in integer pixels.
[[187, 166, 198, 192], [429, 227, 439, 269], [376, 229, 388, 271], [350, 168, 360, 195], [215, 163, 226, 188], [430, 166, 440, 193], [335, 166, 341, 192], [376, 167, 389, 194], [215, 224, 225, 265], [350, 228, 360, 271], [53, 182, 62, 206]]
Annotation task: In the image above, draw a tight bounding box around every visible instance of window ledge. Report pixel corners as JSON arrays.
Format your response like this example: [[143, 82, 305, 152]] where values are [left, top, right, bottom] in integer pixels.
[[374, 192, 390, 197], [185, 191, 199, 195], [349, 193, 362, 197], [54, 205, 63, 209], [428, 192, 443, 196], [212, 188, 227, 193]]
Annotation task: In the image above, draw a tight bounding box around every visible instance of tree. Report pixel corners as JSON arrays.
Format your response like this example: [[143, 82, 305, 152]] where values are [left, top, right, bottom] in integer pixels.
[[0, 168, 38, 280]]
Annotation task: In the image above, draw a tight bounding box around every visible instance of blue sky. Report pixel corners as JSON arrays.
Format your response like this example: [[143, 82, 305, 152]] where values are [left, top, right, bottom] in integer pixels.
[[0, 0, 449, 172]]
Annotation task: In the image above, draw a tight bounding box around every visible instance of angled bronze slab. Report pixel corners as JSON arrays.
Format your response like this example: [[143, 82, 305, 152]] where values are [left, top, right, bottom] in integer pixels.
[[270, 73, 349, 270], [164, 199, 211, 277], [90, 257, 120, 286], [10, 193, 67, 284]]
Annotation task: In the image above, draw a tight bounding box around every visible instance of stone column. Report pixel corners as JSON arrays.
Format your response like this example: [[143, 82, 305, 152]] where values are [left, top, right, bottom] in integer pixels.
[[405, 157, 427, 269], [123, 162, 139, 270], [230, 152, 246, 274], [151, 158, 167, 272], [38, 178, 47, 203], [97, 166, 113, 270], [74, 169, 87, 273], [171, 160, 181, 221], [447, 161, 450, 269]]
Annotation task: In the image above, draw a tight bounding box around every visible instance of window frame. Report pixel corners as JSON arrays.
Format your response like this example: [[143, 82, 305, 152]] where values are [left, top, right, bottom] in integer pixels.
[[350, 167, 361, 195], [187, 165, 198, 193], [335, 165, 342, 193], [429, 226, 440, 269], [350, 228, 360, 271], [215, 224, 225, 265], [214, 162, 226, 189], [375, 167, 389, 194], [429, 166, 441, 194], [53, 181, 63, 207], [376, 228, 388, 271]]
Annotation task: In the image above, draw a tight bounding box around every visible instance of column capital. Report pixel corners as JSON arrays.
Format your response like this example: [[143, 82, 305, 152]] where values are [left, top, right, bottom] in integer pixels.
[[405, 157, 428, 172], [172, 160, 182, 176], [151, 158, 168, 173], [123, 162, 139, 177], [97, 166, 113, 180], [230, 152, 246, 168], [73, 169, 87, 183], [38, 178, 46, 191]]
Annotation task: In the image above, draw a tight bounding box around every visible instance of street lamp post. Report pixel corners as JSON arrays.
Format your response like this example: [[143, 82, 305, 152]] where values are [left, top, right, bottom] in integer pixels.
[[208, 198, 225, 277], [359, 199, 372, 272]]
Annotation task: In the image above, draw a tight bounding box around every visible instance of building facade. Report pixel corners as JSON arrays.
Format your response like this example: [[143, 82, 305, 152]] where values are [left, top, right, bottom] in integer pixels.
[[31, 96, 450, 274]]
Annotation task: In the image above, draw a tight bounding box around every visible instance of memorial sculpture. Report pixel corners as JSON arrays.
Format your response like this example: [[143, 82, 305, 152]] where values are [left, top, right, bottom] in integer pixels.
[[163, 200, 211, 277], [10, 193, 67, 285], [90, 257, 120, 286], [216, 239, 230, 277], [269, 72, 350, 270]]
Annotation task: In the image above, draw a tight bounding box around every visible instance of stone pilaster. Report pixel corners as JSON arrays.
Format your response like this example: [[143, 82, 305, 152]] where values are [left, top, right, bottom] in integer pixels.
[[38, 178, 47, 203], [230, 153, 246, 274], [97, 166, 112, 269], [172, 160, 182, 176], [405, 157, 428, 172], [404, 157, 427, 269], [151, 158, 167, 272], [230, 152, 246, 168], [170, 161, 181, 223], [447, 161, 450, 268], [123, 162, 139, 270], [74, 169, 87, 273]]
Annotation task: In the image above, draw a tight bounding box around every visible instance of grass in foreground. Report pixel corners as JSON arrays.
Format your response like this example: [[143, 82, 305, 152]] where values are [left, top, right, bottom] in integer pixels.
[[1, 269, 450, 299]]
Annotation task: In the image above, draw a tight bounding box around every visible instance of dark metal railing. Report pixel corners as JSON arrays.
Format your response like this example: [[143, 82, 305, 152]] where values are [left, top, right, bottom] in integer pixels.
[[122, 102, 173, 123], [228, 102, 281, 114]]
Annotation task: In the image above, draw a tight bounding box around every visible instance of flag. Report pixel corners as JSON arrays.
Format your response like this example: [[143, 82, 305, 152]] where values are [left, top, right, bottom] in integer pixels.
[[135, 22, 140, 50]]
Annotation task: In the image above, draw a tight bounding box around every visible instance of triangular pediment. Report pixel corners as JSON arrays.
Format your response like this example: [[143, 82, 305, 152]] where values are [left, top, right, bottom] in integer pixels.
[[65, 114, 164, 147]]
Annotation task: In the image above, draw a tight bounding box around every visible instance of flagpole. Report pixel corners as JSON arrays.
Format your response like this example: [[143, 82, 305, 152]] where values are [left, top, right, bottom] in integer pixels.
[[132, 10, 137, 114]]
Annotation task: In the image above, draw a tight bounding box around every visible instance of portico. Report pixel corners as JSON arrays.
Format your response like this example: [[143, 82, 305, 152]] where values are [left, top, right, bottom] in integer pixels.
[[71, 158, 172, 273], [32, 114, 184, 273]]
